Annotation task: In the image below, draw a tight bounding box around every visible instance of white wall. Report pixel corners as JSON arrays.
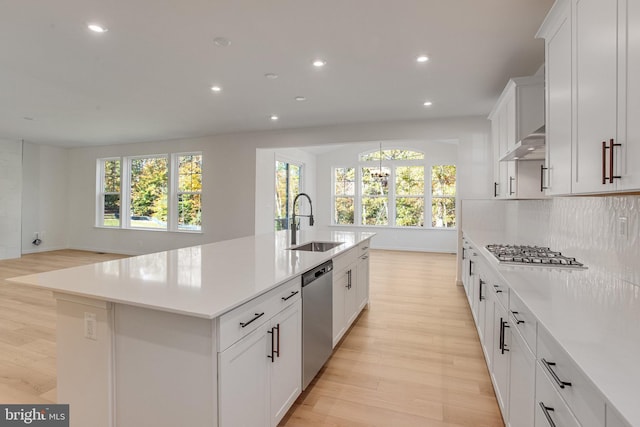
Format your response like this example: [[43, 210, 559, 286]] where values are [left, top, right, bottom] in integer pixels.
[[21, 142, 70, 253], [255, 147, 317, 235], [63, 116, 490, 255], [0, 139, 22, 259]]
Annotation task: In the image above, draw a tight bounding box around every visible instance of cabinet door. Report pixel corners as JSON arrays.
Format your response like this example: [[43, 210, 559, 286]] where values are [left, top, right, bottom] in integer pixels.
[[508, 328, 535, 427], [545, 2, 573, 195], [573, 0, 618, 193], [270, 301, 302, 427], [492, 302, 510, 421], [219, 324, 270, 427], [345, 267, 358, 326], [356, 252, 370, 311], [492, 118, 504, 198], [482, 289, 495, 370], [619, 0, 640, 191], [475, 277, 487, 343], [332, 268, 348, 346]]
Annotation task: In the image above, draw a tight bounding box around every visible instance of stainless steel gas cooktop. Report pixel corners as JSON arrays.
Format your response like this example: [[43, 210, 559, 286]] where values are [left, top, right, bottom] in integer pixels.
[[485, 244, 586, 269]]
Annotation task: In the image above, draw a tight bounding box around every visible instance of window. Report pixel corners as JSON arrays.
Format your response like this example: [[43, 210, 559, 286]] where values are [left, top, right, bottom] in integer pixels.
[[99, 159, 121, 227], [331, 148, 456, 229], [395, 166, 424, 226], [431, 165, 456, 228], [274, 160, 301, 230], [361, 166, 389, 225], [130, 156, 168, 229], [96, 152, 202, 232], [177, 154, 202, 231], [334, 167, 355, 224]]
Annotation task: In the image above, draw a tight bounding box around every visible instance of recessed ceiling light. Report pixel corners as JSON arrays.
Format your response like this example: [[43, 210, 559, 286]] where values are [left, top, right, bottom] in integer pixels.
[[312, 59, 327, 68], [423, 101, 433, 107], [210, 86, 222, 92], [295, 96, 306, 101], [527, 147, 535, 151], [87, 23, 108, 33], [264, 73, 278, 80], [514, 157, 519, 160], [270, 115, 279, 121], [213, 37, 231, 47], [416, 55, 429, 63]]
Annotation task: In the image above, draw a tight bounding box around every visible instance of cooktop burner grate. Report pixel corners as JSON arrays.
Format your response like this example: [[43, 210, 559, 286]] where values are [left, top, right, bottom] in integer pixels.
[[485, 244, 586, 268]]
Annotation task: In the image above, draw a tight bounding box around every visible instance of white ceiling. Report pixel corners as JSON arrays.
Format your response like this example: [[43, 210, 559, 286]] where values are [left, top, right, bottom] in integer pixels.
[[0, 0, 553, 147]]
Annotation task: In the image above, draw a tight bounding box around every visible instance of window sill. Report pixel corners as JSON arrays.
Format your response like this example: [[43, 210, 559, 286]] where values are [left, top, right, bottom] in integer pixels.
[[329, 224, 457, 231], [94, 226, 204, 234]]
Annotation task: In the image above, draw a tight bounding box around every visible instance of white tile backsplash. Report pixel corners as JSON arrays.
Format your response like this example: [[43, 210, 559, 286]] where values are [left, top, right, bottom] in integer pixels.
[[462, 196, 640, 286]]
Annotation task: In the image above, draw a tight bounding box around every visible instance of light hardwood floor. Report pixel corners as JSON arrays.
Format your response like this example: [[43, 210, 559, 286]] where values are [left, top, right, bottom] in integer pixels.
[[0, 250, 128, 403], [0, 249, 503, 426], [281, 250, 504, 427]]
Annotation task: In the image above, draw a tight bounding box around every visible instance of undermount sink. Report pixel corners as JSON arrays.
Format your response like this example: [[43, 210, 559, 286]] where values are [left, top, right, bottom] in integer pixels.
[[289, 241, 344, 252]]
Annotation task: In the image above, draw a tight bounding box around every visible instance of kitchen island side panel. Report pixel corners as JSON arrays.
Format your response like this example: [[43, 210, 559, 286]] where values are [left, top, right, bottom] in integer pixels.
[[114, 304, 217, 427]]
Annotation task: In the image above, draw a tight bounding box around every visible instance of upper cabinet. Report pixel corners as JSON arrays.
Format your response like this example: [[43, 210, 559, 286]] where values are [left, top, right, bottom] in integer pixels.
[[538, 0, 640, 194], [489, 76, 547, 199]]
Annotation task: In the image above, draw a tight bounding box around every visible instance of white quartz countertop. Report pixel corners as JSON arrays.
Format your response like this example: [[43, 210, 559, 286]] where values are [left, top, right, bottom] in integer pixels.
[[8, 230, 375, 320], [464, 231, 640, 427]]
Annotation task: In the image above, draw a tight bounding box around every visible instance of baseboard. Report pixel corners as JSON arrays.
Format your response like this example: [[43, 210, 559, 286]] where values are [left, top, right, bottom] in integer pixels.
[[371, 244, 456, 254], [21, 245, 67, 255]]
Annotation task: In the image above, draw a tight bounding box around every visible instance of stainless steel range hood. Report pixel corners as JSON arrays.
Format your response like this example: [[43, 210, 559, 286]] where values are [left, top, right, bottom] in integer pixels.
[[499, 125, 545, 161]]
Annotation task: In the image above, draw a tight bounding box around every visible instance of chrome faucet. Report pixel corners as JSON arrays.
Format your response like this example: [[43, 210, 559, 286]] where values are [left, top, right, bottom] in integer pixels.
[[291, 193, 314, 245]]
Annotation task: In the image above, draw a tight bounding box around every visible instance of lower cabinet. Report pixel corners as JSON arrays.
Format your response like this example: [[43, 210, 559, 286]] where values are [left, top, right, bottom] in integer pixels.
[[219, 300, 302, 427], [333, 243, 370, 347], [535, 364, 581, 427], [492, 296, 510, 420], [508, 325, 536, 427], [356, 249, 370, 312]]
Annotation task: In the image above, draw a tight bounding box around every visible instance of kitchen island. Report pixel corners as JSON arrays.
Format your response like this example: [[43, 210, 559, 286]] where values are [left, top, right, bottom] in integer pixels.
[[8, 230, 374, 427]]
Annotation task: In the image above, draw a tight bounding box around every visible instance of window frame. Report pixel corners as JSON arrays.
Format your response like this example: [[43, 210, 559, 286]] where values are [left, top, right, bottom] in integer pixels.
[[96, 157, 122, 228], [96, 152, 203, 233], [274, 157, 304, 231], [331, 148, 457, 230], [173, 152, 203, 232]]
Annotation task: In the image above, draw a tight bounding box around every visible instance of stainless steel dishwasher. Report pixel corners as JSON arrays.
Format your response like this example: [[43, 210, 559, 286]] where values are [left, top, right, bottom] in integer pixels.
[[301, 260, 333, 390]]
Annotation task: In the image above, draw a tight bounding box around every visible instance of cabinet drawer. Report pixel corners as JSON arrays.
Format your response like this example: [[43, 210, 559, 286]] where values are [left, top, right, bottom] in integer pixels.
[[358, 240, 370, 257], [509, 291, 537, 353], [218, 277, 301, 351], [535, 365, 581, 427], [537, 327, 604, 427], [333, 247, 358, 272], [489, 277, 509, 309]]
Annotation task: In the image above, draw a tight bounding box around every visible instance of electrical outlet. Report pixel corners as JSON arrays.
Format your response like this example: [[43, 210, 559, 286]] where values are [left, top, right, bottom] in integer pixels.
[[618, 217, 628, 238], [84, 312, 97, 340]]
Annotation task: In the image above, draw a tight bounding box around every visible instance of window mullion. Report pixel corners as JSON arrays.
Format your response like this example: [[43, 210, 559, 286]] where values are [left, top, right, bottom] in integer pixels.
[[121, 157, 131, 229], [168, 154, 177, 232]]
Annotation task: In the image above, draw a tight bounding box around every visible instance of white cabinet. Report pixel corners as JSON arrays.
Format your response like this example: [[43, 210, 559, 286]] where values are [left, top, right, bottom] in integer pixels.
[[333, 261, 357, 346], [489, 76, 546, 199], [541, 0, 572, 195], [332, 242, 371, 347], [269, 302, 302, 426], [219, 322, 271, 427], [618, 0, 640, 190], [492, 297, 510, 421], [573, 0, 618, 194], [507, 320, 536, 427], [539, 0, 640, 194], [356, 246, 370, 312], [535, 365, 581, 427], [218, 279, 302, 427]]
